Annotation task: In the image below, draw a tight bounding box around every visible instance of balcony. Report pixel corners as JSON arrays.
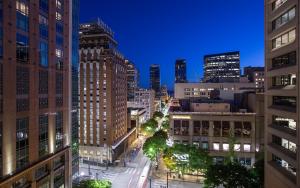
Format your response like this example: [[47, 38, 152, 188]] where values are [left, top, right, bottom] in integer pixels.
[[268, 161, 296, 184], [268, 143, 296, 160], [269, 124, 296, 137]]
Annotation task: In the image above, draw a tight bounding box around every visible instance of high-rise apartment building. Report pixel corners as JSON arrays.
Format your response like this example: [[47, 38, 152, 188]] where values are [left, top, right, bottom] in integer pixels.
[[265, 1, 298, 187], [133, 89, 155, 120], [78, 20, 128, 163], [125, 60, 139, 101], [203, 51, 240, 83], [175, 59, 187, 83], [150, 64, 161, 98], [0, 0, 78, 187]]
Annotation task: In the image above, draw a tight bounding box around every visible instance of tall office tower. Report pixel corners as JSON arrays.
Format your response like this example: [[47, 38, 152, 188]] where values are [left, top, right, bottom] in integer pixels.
[[71, 0, 80, 178], [203, 51, 240, 83], [244, 66, 265, 82], [125, 60, 139, 102], [150, 64, 161, 98], [175, 59, 187, 83], [0, 0, 78, 187], [265, 1, 298, 188], [79, 20, 128, 164]]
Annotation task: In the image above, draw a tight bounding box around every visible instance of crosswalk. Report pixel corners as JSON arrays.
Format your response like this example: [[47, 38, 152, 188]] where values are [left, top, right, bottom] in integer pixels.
[[123, 167, 137, 174], [98, 171, 118, 182]]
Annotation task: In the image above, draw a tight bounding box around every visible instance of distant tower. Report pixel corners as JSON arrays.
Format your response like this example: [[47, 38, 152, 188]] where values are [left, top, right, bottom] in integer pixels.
[[125, 60, 139, 101], [175, 59, 187, 83], [150, 64, 161, 98]]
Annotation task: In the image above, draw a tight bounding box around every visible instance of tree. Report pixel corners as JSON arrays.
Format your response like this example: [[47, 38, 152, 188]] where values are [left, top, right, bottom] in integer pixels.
[[161, 119, 169, 131], [140, 118, 158, 136], [143, 130, 168, 167], [153, 111, 164, 119], [74, 180, 112, 188], [204, 163, 258, 188]]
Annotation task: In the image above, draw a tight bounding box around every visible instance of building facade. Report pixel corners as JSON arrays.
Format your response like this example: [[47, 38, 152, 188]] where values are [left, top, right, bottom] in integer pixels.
[[169, 111, 261, 166], [265, 1, 298, 187], [0, 0, 77, 187], [175, 59, 187, 83], [244, 66, 265, 82], [131, 89, 155, 121], [253, 70, 265, 93], [150, 64, 160, 98], [203, 51, 240, 83], [174, 82, 256, 100], [78, 21, 128, 164], [125, 60, 139, 102]]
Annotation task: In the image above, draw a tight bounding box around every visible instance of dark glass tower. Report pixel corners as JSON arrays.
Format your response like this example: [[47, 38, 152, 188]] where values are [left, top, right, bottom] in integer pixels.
[[150, 64, 161, 98], [175, 59, 187, 83], [203, 51, 240, 83]]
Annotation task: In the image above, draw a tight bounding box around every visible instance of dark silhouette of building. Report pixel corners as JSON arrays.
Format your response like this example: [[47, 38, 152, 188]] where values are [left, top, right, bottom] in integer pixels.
[[175, 59, 187, 83], [150, 64, 161, 98], [244, 66, 264, 82], [126, 60, 139, 101]]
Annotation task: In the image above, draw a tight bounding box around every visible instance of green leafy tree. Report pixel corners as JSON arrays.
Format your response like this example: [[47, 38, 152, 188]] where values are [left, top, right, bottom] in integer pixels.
[[74, 180, 112, 188], [143, 130, 167, 163], [161, 119, 170, 131], [140, 118, 158, 136], [153, 111, 164, 119]]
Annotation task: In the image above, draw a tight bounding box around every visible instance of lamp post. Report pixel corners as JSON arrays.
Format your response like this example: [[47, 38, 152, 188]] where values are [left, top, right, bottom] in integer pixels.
[[166, 171, 169, 188]]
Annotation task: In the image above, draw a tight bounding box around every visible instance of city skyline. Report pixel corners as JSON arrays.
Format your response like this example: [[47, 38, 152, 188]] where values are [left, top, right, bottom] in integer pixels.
[[80, 0, 264, 89]]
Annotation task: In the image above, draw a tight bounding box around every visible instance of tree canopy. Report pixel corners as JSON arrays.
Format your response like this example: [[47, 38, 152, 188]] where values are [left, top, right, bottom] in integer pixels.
[[140, 118, 158, 136], [142, 130, 167, 161], [74, 180, 112, 188]]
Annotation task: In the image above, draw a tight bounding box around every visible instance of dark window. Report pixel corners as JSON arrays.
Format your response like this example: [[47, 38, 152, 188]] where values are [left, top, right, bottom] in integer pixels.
[[243, 122, 252, 138], [16, 12, 29, 32], [56, 73, 63, 94], [54, 168, 65, 188], [39, 0, 49, 13], [56, 96, 63, 107], [273, 96, 296, 108], [193, 121, 201, 135], [16, 66, 29, 95], [213, 121, 221, 137], [16, 98, 29, 112], [39, 115, 48, 157], [39, 98, 48, 109], [16, 33, 29, 62], [56, 35, 63, 46], [16, 117, 29, 170], [56, 23, 63, 34], [272, 51, 296, 69], [202, 121, 209, 136], [234, 122, 242, 137], [39, 14, 48, 39], [39, 71, 48, 94], [181, 120, 189, 135], [174, 120, 180, 135], [222, 121, 230, 137]]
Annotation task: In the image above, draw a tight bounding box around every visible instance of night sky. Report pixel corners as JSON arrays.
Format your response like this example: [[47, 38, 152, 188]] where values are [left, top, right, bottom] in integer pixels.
[[80, 0, 264, 90]]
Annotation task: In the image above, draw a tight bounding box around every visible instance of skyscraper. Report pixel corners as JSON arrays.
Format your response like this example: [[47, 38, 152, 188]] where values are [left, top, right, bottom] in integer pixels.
[[125, 60, 139, 101], [203, 51, 240, 83], [0, 0, 78, 187], [78, 20, 128, 164], [265, 1, 298, 188], [150, 64, 160, 98], [175, 59, 187, 83]]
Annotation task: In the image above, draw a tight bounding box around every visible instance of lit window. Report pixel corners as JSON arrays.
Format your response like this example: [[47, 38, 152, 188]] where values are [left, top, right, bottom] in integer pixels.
[[272, 29, 296, 49], [16, 1, 29, 15], [213, 143, 220, 151], [223, 143, 229, 151], [56, 0, 62, 9], [244, 144, 251, 152], [55, 49, 63, 58], [234, 144, 241, 151], [56, 12, 62, 20]]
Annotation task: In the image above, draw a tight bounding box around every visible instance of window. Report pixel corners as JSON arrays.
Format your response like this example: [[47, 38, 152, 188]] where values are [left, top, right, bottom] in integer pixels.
[[202, 121, 209, 136], [272, 154, 296, 176], [56, 35, 63, 46], [16, 1, 29, 15], [39, 14, 48, 39], [56, 0, 62, 9], [272, 51, 296, 69], [272, 7, 295, 30], [234, 122, 242, 137], [272, 0, 287, 10], [272, 74, 296, 87], [56, 12, 62, 21], [16, 98, 29, 112], [243, 144, 251, 152], [234, 144, 241, 151], [40, 42, 48, 67], [39, 97, 48, 109], [273, 96, 296, 108], [272, 29, 296, 49], [272, 135, 297, 153], [181, 120, 189, 135], [55, 112, 63, 151], [16, 66, 29, 95], [39, 0, 49, 12], [56, 23, 63, 34], [39, 115, 49, 157], [16, 33, 29, 62], [273, 115, 296, 131], [243, 122, 252, 138], [39, 71, 48, 94], [202, 141, 209, 150], [16, 117, 29, 170], [16, 1, 29, 31], [221, 121, 230, 137], [56, 48, 63, 58], [174, 120, 180, 135], [193, 121, 201, 135], [213, 121, 221, 137], [213, 143, 220, 151], [223, 143, 229, 151]]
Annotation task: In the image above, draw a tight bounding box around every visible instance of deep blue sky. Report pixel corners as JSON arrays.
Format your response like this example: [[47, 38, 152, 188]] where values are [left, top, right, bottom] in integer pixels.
[[80, 0, 264, 90]]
